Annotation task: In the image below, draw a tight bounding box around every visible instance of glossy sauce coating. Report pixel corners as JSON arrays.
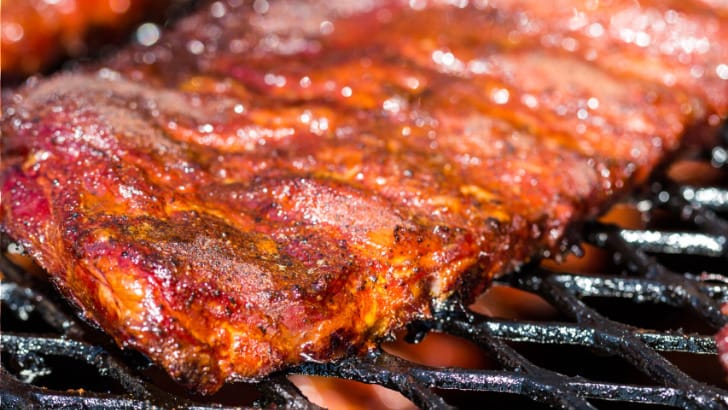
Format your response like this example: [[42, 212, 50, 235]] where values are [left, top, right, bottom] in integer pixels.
[[1, 0, 727, 393]]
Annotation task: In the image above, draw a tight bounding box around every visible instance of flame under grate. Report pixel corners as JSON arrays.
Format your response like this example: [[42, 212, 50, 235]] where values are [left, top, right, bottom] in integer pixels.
[[3, 138, 728, 409]]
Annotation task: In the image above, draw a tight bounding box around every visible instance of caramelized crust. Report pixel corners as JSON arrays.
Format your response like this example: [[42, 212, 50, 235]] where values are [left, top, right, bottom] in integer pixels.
[[2, 0, 726, 393]]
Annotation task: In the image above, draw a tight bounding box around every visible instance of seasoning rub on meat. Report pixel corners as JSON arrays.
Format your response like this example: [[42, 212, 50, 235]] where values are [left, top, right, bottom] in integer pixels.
[[2, 0, 727, 394]]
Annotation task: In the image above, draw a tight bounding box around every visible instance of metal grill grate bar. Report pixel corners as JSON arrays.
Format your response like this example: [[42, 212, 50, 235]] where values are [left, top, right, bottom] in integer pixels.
[[617, 229, 725, 256], [480, 319, 716, 354], [681, 187, 728, 211]]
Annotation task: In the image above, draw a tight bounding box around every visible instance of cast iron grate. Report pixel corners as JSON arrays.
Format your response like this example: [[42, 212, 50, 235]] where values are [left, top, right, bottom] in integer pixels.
[[3, 136, 728, 409]]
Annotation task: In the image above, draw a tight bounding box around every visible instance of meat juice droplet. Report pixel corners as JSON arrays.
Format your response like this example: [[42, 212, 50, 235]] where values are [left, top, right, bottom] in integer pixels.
[[136, 23, 160, 47]]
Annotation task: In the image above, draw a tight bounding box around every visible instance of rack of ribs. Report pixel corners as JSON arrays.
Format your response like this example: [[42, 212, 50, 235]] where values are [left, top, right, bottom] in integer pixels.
[[1, 0, 727, 394]]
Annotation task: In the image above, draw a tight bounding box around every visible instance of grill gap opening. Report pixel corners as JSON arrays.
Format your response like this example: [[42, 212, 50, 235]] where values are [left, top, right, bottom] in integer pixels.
[[645, 208, 709, 232], [382, 332, 491, 370], [587, 399, 677, 410], [541, 244, 617, 275], [1, 301, 62, 335], [580, 296, 716, 334], [504, 341, 655, 386], [470, 285, 562, 321], [667, 160, 726, 187], [651, 254, 728, 277], [289, 375, 416, 410], [202, 382, 262, 406], [1, 351, 128, 395], [657, 351, 728, 388], [432, 389, 555, 410]]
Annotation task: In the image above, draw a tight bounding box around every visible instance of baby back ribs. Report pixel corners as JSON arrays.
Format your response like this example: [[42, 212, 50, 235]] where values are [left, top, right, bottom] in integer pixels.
[[2, 0, 727, 394]]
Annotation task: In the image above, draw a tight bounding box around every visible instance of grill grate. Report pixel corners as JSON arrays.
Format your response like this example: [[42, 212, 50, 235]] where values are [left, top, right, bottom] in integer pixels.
[[3, 138, 728, 409]]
